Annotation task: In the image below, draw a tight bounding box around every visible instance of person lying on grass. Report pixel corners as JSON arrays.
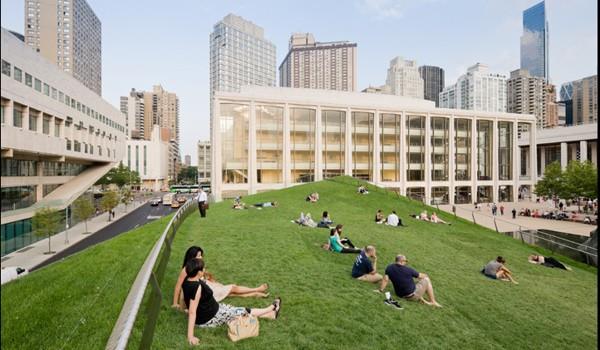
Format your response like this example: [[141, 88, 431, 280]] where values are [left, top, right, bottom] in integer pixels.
[[253, 201, 277, 208], [306, 192, 319, 202], [528, 254, 572, 270], [357, 185, 369, 195], [430, 212, 450, 225], [173, 246, 270, 311], [318, 211, 334, 228], [377, 254, 442, 308], [293, 212, 317, 228], [329, 225, 361, 254], [352, 245, 382, 283], [419, 211, 430, 221], [184, 258, 281, 346], [375, 210, 385, 224], [481, 256, 519, 284], [386, 210, 405, 227]]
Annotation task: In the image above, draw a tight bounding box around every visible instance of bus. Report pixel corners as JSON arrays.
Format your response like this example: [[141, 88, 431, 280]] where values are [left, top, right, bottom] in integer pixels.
[[162, 193, 175, 206], [170, 185, 196, 193]]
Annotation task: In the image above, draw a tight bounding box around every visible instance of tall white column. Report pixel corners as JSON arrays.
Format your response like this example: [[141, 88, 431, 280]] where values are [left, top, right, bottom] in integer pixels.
[[22, 106, 30, 131], [399, 112, 407, 196], [315, 106, 323, 181], [471, 118, 478, 203], [283, 104, 291, 186], [530, 122, 537, 201], [591, 142, 597, 166], [448, 115, 455, 205], [345, 108, 352, 176], [373, 111, 381, 184], [424, 114, 431, 204], [211, 101, 222, 201], [492, 119, 498, 203], [580, 140, 588, 163], [248, 102, 257, 194], [560, 142, 568, 170], [539, 145, 546, 175]]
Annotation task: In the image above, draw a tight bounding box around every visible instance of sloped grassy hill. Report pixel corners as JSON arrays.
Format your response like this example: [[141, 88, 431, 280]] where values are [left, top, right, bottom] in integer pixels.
[[136, 177, 597, 350]]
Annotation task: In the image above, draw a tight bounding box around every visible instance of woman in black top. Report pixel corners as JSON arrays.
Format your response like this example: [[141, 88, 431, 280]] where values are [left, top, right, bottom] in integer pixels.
[[528, 254, 572, 270], [183, 258, 282, 346]]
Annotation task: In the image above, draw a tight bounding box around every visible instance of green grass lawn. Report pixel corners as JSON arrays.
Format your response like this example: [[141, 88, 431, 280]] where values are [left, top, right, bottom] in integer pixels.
[[131, 177, 597, 349], [0, 214, 172, 350]]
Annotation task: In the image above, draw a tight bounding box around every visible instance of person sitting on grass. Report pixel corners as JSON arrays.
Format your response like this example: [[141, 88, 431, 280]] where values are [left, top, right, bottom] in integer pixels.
[[183, 258, 281, 346], [481, 256, 519, 284], [352, 245, 382, 283], [419, 210, 430, 221], [306, 192, 319, 202], [318, 211, 334, 228], [172, 246, 270, 311], [232, 196, 247, 210], [253, 201, 277, 208], [386, 210, 405, 227], [377, 254, 442, 308], [357, 185, 369, 195], [329, 225, 361, 254], [375, 210, 385, 224], [430, 212, 450, 225], [528, 254, 572, 270], [294, 212, 317, 228]]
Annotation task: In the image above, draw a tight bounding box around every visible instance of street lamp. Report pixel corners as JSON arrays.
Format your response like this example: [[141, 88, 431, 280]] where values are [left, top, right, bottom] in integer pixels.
[[64, 205, 70, 244]]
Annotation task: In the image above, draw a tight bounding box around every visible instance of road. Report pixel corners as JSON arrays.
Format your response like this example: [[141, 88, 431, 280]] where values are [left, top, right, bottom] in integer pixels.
[[32, 201, 175, 271]]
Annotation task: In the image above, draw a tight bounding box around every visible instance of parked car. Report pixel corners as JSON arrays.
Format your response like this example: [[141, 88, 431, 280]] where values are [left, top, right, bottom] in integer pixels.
[[171, 201, 181, 209], [150, 198, 161, 206], [177, 196, 187, 204], [1, 266, 29, 285]]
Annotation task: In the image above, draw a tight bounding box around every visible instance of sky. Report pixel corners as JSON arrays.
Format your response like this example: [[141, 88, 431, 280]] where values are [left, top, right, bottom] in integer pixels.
[[1, 0, 597, 165]]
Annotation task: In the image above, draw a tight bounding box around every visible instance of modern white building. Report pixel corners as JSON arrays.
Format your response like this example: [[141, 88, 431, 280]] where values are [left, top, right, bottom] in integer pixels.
[[120, 88, 145, 139], [123, 125, 169, 192], [211, 86, 537, 205], [1, 28, 126, 255], [279, 33, 357, 91], [197, 141, 211, 183], [385, 57, 424, 99], [440, 63, 507, 113]]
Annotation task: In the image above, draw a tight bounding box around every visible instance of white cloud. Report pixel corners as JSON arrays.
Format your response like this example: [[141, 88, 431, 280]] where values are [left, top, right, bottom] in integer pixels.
[[357, 0, 406, 19]]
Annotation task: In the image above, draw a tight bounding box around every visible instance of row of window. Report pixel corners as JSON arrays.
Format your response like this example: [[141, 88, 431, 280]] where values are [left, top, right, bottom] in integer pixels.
[[1, 158, 88, 177], [1, 59, 123, 133]]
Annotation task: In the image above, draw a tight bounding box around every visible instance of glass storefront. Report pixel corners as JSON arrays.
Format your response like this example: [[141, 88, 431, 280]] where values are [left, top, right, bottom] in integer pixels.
[[431, 117, 449, 181], [352, 112, 373, 181], [1, 186, 36, 212], [406, 115, 425, 181], [477, 120, 493, 180], [498, 121, 513, 180], [431, 186, 449, 205], [454, 118, 471, 181], [1, 159, 37, 176], [290, 108, 315, 183], [256, 105, 283, 184], [455, 186, 472, 204], [477, 185, 493, 203], [322, 110, 345, 178], [380, 113, 401, 182], [221, 103, 249, 184], [498, 185, 513, 202], [406, 187, 425, 201]]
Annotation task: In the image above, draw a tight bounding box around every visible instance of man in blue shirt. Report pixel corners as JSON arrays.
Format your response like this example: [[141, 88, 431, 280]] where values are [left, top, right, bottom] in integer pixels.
[[377, 254, 442, 308], [351, 246, 382, 283]]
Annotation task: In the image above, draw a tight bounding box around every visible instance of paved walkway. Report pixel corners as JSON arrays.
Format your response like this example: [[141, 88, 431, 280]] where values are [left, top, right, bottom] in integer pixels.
[[439, 202, 595, 237], [1, 200, 146, 271]]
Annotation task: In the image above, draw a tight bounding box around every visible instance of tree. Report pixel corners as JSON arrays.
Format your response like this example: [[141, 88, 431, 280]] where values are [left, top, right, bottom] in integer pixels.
[[100, 190, 119, 221], [178, 166, 198, 184], [96, 163, 140, 188], [534, 161, 564, 202], [72, 195, 94, 233], [562, 160, 597, 208], [120, 186, 134, 212], [32, 207, 62, 254]]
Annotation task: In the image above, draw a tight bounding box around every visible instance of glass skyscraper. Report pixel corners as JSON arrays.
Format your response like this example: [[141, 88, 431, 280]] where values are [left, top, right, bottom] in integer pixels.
[[520, 1, 549, 80]]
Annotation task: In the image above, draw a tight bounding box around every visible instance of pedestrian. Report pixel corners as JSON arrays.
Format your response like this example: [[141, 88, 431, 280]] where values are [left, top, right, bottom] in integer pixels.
[[512, 208, 517, 219], [112, 210, 116, 219], [197, 188, 208, 218], [452, 205, 456, 217], [500, 205, 504, 216], [559, 201, 564, 211], [491, 203, 497, 216]]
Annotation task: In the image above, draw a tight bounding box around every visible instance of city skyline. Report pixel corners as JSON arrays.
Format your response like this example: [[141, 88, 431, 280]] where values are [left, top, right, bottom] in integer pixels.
[[2, 0, 596, 164]]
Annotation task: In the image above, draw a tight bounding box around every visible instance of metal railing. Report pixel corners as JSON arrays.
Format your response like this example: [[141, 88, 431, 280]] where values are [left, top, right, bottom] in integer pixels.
[[105, 199, 197, 350]]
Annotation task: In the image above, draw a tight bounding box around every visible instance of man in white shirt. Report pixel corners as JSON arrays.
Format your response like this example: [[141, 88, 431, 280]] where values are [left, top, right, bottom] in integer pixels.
[[386, 210, 404, 227], [196, 188, 208, 217]]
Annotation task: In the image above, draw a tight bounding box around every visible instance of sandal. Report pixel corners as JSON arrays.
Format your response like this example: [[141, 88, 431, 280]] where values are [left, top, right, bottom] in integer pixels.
[[272, 297, 282, 319]]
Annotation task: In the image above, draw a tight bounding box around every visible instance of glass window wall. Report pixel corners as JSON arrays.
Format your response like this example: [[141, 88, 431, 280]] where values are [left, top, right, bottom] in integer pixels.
[[406, 115, 425, 181], [431, 117, 449, 181], [322, 110, 345, 178], [477, 120, 493, 180], [380, 113, 401, 182], [1, 186, 36, 212], [498, 185, 513, 202], [477, 186, 493, 203], [454, 119, 471, 181], [1, 159, 38, 176], [352, 111, 373, 181], [221, 103, 249, 184], [431, 186, 449, 205], [406, 187, 425, 202], [290, 108, 315, 183], [256, 105, 283, 184], [498, 121, 513, 180], [455, 186, 472, 204]]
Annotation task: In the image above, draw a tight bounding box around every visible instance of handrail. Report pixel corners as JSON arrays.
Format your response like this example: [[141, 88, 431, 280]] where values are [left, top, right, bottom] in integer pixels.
[[105, 199, 197, 350]]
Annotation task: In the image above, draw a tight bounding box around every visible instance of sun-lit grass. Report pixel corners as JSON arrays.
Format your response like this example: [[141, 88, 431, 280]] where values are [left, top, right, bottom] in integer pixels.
[[0, 214, 172, 350], [129, 177, 597, 349]]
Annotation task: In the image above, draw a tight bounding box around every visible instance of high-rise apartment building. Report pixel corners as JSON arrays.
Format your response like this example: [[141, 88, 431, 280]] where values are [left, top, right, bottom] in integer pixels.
[[120, 88, 145, 139], [520, 1, 549, 80], [418, 65, 445, 107], [569, 75, 598, 125], [197, 141, 211, 183], [439, 63, 507, 113], [24, 0, 102, 95], [507, 69, 557, 128], [184, 155, 191, 167], [385, 57, 424, 99], [279, 33, 357, 91]]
